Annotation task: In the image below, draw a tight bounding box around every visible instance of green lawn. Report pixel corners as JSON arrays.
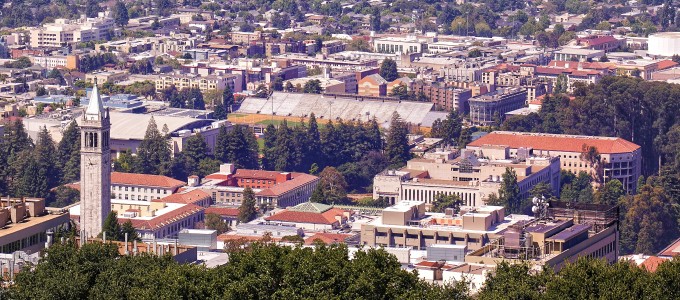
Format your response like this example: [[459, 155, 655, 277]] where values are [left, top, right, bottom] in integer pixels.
[[255, 119, 304, 127], [227, 113, 246, 119], [257, 138, 264, 153]]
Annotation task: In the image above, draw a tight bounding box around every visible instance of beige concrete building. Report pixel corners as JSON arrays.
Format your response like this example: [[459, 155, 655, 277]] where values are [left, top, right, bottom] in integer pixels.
[[373, 148, 560, 206], [30, 55, 79, 70], [361, 201, 522, 250], [467, 131, 642, 193], [230, 31, 262, 44], [86, 71, 129, 84], [30, 14, 115, 48], [0, 198, 70, 254], [155, 74, 229, 94]]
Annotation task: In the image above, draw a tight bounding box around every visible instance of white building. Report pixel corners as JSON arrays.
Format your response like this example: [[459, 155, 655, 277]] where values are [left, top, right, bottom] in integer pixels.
[[373, 36, 426, 54], [30, 13, 115, 48]]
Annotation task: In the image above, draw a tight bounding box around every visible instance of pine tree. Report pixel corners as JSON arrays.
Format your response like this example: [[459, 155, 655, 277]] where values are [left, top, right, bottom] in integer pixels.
[[384, 113, 410, 168], [133, 117, 171, 174], [262, 124, 277, 170], [310, 184, 325, 203], [321, 121, 340, 166], [57, 121, 80, 184], [101, 211, 122, 241], [215, 125, 230, 163], [121, 220, 140, 241], [183, 133, 208, 166], [112, 0, 129, 27], [34, 127, 60, 192], [238, 187, 257, 223], [85, 0, 101, 18], [305, 113, 321, 168]]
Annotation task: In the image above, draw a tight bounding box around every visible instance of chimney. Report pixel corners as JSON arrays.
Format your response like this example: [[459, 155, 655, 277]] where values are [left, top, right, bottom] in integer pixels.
[[187, 175, 200, 187], [10, 202, 26, 224], [220, 163, 235, 175]]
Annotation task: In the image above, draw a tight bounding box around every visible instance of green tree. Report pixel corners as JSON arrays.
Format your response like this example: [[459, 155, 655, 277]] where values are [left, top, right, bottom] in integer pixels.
[[384, 113, 410, 168], [101, 211, 122, 241], [112, 0, 130, 27], [379, 58, 398, 82], [238, 187, 257, 223], [468, 48, 482, 58], [429, 110, 462, 146], [272, 77, 284, 91], [389, 84, 409, 100], [57, 121, 81, 184], [121, 220, 140, 241], [133, 117, 171, 174], [113, 150, 135, 173], [182, 133, 208, 170], [312, 166, 348, 204], [594, 179, 624, 206], [370, 9, 381, 32], [85, 0, 101, 18], [302, 79, 322, 94], [46, 186, 80, 208], [498, 167, 521, 213], [431, 193, 461, 213], [205, 213, 230, 234]]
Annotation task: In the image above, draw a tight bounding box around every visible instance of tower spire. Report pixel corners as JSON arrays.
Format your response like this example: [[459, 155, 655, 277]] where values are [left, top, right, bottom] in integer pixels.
[[85, 77, 105, 119]]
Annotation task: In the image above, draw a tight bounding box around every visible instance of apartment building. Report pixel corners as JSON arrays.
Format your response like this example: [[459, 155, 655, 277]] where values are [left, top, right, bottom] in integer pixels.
[[468, 87, 527, 126], [467, 131, 642, 193], [411, 80, 472, 112], [373, 147, 560, 207], [155, 74, 231, 93], [230, 31, 262, 44], [30, 14, 115, 48]]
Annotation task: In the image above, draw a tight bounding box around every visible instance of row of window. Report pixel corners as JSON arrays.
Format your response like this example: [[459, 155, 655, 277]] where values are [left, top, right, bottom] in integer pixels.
[[111, 194, 161, 201], [112, 186, 168, 194], [240, 178, 274, 184]]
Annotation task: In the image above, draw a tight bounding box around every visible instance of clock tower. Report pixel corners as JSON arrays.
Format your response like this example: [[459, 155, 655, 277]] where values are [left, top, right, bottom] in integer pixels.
[[80, 81, 111, 238]]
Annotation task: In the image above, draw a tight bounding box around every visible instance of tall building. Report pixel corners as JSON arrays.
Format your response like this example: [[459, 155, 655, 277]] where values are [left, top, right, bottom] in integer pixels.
[[467, 131, 642, 193], [79, 82, 112, 238]]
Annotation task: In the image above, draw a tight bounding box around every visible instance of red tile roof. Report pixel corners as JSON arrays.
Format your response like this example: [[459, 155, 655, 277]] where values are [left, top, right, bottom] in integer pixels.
[[205, 207, 240, 217], [265, 208, 347, 225], [257, 173, 319, 197], [656, 60, 679, 70], [304, 232, 352, 245], [467, 132, 641, 154], [641, 256, 667, 272], [120, 204, 204, 231], [111, 172, 185, 189], [153, 190, 211, 205]]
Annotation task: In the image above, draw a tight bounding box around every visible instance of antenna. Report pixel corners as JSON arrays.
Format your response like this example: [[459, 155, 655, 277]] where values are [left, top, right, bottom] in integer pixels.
[[531, 196, 549, 220]]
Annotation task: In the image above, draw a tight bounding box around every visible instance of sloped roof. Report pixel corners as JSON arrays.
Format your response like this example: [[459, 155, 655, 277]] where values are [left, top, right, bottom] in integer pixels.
[[641, 256, 667, 272], [121, 204, 204, 231], [265, 208, 346, 225], [153, 190, 211, 205], [361, 74, 387, 85], [467, 131, 640, 154], [205, 207, 239, 217], [111, 172, 186, 189], [257, 173, 319, 197], [288, 202, 332, 213], [304, 232, 352, 245]]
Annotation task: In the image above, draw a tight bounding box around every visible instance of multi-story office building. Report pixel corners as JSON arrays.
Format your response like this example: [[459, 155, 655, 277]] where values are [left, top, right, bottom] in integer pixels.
[[468, 87, 527, 126], [361, 200, 620, 272], [372, 147, 560, 206], [467, 131, 642, 193], [30, 14, 115, 48], [30, 55, 79, 70]]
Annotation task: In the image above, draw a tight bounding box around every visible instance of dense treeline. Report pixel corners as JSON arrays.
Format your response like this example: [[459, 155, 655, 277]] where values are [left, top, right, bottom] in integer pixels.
[[262, 113, 410, 193], [501, 76, 680, 177], [4, 241, 680, 300], [499, 76, 680, 255], [1, 241, 468, 299], [0, 120, 80, 206], [478, 257, 680, 300]]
